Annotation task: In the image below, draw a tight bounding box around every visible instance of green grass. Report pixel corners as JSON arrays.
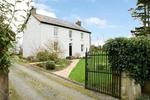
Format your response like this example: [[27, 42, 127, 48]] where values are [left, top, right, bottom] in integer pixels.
[[69, 59, 85, 83], [69, 58, 113, 89]]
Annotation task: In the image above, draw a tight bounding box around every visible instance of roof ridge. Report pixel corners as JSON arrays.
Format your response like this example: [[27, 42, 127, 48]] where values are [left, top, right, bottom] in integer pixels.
[[32, 13, 91, 33]]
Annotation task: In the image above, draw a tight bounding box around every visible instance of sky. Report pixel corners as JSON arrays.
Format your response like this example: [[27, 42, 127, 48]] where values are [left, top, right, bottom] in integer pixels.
[[34, 0, 139, 46]]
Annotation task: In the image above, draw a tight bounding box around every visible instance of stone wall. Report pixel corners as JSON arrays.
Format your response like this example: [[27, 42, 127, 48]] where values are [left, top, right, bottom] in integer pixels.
[[121, 72, 141, 100]]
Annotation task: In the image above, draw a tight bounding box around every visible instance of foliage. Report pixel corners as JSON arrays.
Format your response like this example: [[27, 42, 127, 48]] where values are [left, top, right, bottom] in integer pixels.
[[36, 50, 58, 62], [104, 36, 150, 85], [90, 45, 102, 52], [0, 16, 14, 73], [45, 61, 55, 70], [0, 0, 32, 73], [48, 52, 58, 61], [136, 95, 150, 100], [36, 50, 50, 61], [45, 40, 64, 58], [130, 0, 150, 36], [26, 56, 35, 62]]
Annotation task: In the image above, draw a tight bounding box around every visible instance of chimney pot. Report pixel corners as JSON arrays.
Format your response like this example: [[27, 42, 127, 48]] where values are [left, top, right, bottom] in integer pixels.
[[76, 20, 81, 26], [31, 7, 36, 15]]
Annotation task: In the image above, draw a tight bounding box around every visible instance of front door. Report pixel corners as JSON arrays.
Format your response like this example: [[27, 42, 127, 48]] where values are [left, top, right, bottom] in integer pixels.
[[69, 43, 72, 56]]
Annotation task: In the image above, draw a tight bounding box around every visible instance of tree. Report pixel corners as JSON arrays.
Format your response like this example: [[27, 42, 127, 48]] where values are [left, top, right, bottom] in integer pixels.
[[130, 0, 150, 36], [90, 45, 102, 52], [0, 0, 32, 99], [45, 40, 65, 58]]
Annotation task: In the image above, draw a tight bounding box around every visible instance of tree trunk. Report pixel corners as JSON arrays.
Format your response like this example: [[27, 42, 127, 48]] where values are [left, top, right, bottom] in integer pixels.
[[0, 72, 8, 100]]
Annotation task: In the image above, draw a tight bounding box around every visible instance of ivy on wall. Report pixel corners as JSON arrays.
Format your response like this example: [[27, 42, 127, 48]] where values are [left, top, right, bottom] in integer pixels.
[[104, 36, 150, 85]]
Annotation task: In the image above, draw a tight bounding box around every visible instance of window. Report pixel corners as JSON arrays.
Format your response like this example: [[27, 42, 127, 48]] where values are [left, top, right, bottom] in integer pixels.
[[54, 27, 58, 37], [81, 44, 84, 52], [81, 33, 83, 39], [69, 30, 72, 38]]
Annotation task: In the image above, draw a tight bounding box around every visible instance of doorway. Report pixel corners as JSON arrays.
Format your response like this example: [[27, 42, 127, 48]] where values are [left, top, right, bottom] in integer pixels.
[[69, 43, 72, 56]]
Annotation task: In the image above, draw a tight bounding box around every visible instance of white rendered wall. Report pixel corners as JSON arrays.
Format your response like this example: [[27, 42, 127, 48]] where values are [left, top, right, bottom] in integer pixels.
[[23, 15, 91, 58]]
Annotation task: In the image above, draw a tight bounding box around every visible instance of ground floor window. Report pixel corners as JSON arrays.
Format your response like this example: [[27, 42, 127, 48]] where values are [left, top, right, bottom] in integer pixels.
[[81, 44, 84, 52]]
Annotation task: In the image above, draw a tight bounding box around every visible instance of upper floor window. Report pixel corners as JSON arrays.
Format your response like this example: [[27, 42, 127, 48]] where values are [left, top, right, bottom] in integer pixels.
[[81, 33, 83, 39], [54, 27, 58, 37], [69, 30, 72, 38]]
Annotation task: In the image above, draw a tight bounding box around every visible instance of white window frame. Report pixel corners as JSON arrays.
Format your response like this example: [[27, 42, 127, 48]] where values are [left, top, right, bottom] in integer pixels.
[[69, 30, 72, 39], [54, 27, 58, 37], [81, 44, 84, 52], [81, 33, 83, 39]]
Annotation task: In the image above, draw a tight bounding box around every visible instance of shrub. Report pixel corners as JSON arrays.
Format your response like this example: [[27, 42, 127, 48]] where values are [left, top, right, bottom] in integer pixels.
[[36, 63, 46, 68], [66, 56, 74, 60], [104, 36, 150, 85], [45, 61, 55, 70], [27, 56, 35, 62], [36, 50, 49, 61], [36, 50, 58, 62], [48, 52, 58, 61]]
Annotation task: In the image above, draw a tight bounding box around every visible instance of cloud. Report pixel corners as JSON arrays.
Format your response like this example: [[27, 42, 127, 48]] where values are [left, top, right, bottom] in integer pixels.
[[34, 3, 56, 18], [85, 17, 120, 29], [37, 9, 56, 18], [85, 17, 107, 28]]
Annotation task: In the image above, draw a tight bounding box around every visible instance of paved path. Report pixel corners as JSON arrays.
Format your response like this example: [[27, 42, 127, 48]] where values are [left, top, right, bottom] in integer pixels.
[[53, 59, 79, 78], [9, 63, 118, 100]]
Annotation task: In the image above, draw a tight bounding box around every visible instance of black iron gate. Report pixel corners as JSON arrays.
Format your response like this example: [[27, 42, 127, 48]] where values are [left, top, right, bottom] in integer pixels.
[[85, 51, 121, 99]]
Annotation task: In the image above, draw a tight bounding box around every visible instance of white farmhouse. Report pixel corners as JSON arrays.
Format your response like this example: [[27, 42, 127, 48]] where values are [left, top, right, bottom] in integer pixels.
[[23, 8, 91, 58]]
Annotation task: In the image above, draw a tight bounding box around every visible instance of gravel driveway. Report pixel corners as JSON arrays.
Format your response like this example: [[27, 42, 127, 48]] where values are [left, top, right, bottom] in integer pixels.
[[9, 63, 118, 100]]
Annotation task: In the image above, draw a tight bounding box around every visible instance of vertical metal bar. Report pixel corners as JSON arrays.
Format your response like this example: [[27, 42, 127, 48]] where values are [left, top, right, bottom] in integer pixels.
[[85, 49, 88, 88], [100, 51, 102, 93], [95, 54, 97, 91], [98, 51, 100, 92], [91, 52, 94, 89], [101, 51, 105, 92]]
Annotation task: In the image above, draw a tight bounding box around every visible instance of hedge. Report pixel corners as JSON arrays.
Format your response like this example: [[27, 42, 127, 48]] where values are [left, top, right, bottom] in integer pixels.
[[104, 36, 150, 85]]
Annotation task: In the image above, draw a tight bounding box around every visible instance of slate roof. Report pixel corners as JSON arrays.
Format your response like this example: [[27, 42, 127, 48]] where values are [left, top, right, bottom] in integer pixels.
[[33, 14, 91, 33]]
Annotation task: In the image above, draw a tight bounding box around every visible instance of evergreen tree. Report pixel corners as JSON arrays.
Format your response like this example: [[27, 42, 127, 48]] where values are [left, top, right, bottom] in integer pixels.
[[130, 0, 150, 36]]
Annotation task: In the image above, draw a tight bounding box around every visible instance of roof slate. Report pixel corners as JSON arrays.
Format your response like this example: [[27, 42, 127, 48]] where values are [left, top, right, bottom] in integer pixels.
[[33, 14, 91, 33]]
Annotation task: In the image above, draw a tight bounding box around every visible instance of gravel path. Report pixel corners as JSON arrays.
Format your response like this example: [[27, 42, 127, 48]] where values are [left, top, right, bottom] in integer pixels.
[[9, 63, 97, 100], [53, 59, 79, 78]]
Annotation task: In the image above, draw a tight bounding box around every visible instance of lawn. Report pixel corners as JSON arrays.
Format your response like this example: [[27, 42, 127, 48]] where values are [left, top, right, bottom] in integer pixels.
[[69, 59, 85, 83], [69, 57, 114, 90]]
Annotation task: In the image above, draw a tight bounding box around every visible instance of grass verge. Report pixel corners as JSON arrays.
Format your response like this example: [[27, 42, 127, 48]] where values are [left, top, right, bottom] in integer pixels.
[[69, 59, 85, 83]]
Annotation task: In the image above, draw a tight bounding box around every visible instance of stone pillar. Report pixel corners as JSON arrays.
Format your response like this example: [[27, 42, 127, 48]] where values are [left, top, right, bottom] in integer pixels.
[[143, 81, 150, 95], [121, 72, 141, 100]]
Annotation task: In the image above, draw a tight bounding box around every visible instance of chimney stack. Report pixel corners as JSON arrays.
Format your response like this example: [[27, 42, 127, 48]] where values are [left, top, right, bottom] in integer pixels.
[[31, 7, 36, 15], [76, 20, 82, 26]]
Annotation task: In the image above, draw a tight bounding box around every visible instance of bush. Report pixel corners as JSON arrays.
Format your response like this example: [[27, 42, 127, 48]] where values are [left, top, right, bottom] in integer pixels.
[[36, 50, 58, 62], [48, 52, 58, 61], [36, 63, 46, 68], [27, 56, 35, 62], [104, 36, 150, 85], [36, 50, 49, 61], [66, 56, 75, 60], [45, 61, 55, 70]]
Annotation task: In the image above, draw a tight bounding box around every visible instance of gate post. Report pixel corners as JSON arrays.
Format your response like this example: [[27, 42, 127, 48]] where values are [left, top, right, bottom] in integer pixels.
[[121, 72, 141, 100], [85, 49, 88, 88]]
